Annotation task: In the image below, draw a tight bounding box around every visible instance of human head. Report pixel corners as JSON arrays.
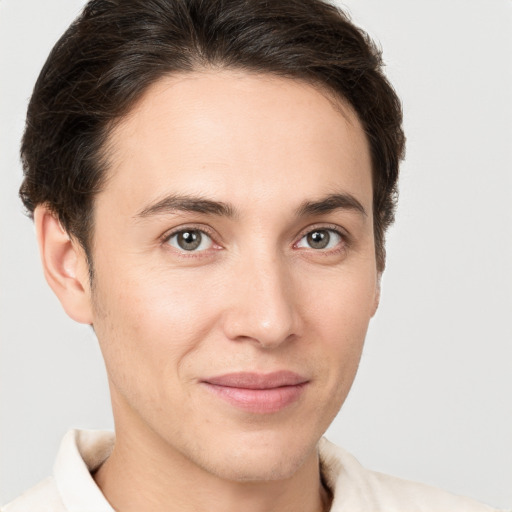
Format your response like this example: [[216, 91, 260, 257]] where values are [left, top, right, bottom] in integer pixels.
[[19, 0, 404, 275], [46, 68, 381, 487]]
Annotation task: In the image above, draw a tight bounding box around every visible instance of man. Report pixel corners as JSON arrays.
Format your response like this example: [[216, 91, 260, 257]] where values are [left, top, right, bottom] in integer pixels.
[[1, 0, 506, 511]]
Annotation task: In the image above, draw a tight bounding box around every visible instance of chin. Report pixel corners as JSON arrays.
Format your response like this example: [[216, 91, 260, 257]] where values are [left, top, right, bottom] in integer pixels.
[[208, 452, 310, 483], [191, 428, 320, 483]]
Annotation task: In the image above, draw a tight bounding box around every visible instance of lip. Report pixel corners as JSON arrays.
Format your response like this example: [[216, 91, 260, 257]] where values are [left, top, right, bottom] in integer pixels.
[[201, 371, 309, 414]]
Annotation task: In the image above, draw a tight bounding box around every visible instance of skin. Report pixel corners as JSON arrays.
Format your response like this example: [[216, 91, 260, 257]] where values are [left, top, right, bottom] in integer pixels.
[[35, 70, 380, 512]]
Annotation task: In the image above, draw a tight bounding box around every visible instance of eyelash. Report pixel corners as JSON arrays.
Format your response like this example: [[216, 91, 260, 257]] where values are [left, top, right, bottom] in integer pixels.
[[161, 224, 220, 255], [294, 224, 349, 254], [160, 224, 349, 255]]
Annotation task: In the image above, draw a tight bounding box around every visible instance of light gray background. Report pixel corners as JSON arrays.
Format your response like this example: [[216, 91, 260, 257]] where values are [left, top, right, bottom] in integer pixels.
[[1, 0, 511, 508]]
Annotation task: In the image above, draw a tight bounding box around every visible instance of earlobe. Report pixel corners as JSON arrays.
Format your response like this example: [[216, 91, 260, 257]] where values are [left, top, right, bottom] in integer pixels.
[[34, 206, 93, 324]]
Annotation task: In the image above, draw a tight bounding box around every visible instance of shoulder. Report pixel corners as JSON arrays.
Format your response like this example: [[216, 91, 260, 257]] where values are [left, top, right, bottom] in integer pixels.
[[1, 477, 65, 512], [319, 438, 503, 512]]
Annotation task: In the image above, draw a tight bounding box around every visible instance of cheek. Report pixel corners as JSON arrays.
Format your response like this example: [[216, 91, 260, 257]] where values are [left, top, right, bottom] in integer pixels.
[[302, 263, 377, 338], [91, 265, 221, 397], [300, 265, 376, 389]]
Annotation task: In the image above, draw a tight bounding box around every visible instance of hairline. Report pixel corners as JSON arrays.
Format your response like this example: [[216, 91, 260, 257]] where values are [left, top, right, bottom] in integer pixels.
[[73, 67, 380, 284]]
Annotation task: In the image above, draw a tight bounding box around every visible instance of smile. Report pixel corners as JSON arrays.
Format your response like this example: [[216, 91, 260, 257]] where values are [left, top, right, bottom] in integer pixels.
[[201, 371, 309, 414]]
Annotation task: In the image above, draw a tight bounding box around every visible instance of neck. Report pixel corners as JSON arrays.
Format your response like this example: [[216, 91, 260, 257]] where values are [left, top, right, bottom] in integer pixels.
[[94, 406, 330, 512]]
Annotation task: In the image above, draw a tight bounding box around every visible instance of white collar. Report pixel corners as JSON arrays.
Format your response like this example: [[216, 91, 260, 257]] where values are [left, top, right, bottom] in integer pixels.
[[54, 430, 115, 511]]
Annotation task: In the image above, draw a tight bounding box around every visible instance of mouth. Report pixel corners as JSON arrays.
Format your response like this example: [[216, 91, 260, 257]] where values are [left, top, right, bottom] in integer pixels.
[[201, 371, 309, 414]]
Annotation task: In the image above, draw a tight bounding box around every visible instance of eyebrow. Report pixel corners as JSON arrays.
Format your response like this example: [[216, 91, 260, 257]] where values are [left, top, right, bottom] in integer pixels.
[[295, 193, 367, 218], [135, 192, 367, 221], [135, 194, 237, 219]]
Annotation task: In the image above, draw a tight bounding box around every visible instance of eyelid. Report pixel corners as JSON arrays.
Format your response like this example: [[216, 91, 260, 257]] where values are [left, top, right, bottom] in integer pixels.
[[293, 223, 350, 250], [160, 224, 222, 249], [295, 223, 349, 242], [159, 222, 349, 253]]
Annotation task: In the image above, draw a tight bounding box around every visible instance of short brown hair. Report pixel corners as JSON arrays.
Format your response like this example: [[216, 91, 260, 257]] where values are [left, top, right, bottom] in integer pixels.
[[20, 0, 405, 272]]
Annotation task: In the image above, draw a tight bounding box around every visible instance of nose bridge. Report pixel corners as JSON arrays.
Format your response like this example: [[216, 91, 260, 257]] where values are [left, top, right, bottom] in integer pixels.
[[223, 247, 298, 348]]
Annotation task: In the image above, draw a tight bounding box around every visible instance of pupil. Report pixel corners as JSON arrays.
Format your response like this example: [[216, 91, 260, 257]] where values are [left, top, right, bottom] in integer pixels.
[[308, 230, 329, 249], [178, 231, 201, 250]]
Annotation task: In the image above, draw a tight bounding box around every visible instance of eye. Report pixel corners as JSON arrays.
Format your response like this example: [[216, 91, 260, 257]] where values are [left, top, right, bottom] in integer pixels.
[[296, 228, 343, 250], [166, 229, 213, 252]]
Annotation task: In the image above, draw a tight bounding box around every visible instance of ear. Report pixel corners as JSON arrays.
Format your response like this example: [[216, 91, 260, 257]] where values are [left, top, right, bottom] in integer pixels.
[[371, 273, 382, 317], [34, 205, 93, 324]]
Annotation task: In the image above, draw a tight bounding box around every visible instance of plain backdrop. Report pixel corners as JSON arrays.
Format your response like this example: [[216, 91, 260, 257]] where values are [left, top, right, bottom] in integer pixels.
[[0, 0, 511, 508]]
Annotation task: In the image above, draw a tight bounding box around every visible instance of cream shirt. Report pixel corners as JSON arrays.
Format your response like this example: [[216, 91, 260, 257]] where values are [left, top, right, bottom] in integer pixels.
[[1, 430, 503, 512]]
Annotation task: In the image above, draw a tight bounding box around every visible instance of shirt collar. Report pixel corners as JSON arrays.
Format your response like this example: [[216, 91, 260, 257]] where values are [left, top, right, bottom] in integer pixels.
[[53, 429, 115, 512]]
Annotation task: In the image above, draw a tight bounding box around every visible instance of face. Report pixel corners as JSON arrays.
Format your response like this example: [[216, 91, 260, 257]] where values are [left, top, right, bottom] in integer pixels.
[[88, 70, 378, 482]]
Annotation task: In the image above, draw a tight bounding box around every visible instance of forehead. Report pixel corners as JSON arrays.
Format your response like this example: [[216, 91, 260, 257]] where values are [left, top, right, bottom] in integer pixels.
[[101, 70, 372, 216]]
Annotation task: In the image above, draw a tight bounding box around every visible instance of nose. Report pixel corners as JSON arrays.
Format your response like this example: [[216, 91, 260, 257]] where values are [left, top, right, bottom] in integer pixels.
[[221, 253, 301, 349]]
